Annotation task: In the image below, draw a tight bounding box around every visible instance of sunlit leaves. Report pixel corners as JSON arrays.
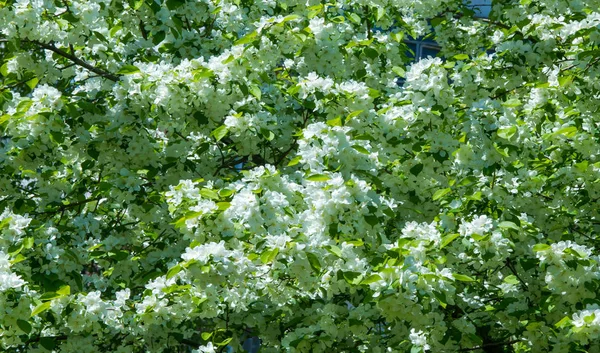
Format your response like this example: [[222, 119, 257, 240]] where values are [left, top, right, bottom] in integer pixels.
[[31, 302, 52, 317], [0, 0, 599, 352], [116, 65, 140, 75]]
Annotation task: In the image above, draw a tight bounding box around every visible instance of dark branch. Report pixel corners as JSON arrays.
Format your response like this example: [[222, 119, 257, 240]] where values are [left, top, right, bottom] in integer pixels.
[[0, 78, 31, 92], [459, 339, 522, 352], [28, 40, 120, 82], [274, 110, 312, 166], [33, 197, 103, 216]]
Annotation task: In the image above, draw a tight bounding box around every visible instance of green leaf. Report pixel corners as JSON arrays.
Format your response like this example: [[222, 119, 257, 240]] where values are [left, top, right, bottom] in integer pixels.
[[553, 126, 577, 138], [575, 160, 588, 172], [392, 66, 405, 77], [440, 233, 460, 249], [307, 4, 323, 19], [211, 125, 229, 141], [409, 163, 423, 176], [117, 65, 140, 75], [307, 174, 331, 182], [216, 202, 230, 211], [200, 188, 219, 200], [133, 0, 145, 10], [17, 99, 33, 113], [8, 243, 23, 256], [56, 285, 70, 296], [533, 244, 551, 252], [325, 245, 342, 258], [293, 30, 309, 42], [0, 114, 10, 126], [193, 68, 214, 79], [453, 54, 469, 60], [375, 7, 385, 21], [497, 126, 517, 140], [347, 110, 363, 120], [363, 47, 379, 59], [50, 131, 65, 144], [17, 319, 32, 334], [391, 32, 404, 42], [39, 337, 56, 350], [306, 252, 321, 272], [433, 291, 447, 308], [432, 188, 451, 201], [558, 75, 573, 87], [163, 284, 191, 294], [31, 302, 52, 317], [343, 271, 362, 285], [0, 63, 9, 77], [152, 31, 166, 45], [90, 250, 106, 259], [166, 0, 185, 10], [355, 68, 367, 79], [502, 99, 521, 108], [348, 13, 361, 24], [260, 248, 279, 264], [282, 14, 300, 22], [88, 243, 104, 252], [346, 239, 364, 247], [326, 116, 342, 127], [9, 254, 25, 266], [364, 215, 379, 226], [453, 273, 475, 282], [260, 128, 275, 141], [23, 236, 35, 249], [25, 77, 39, 90], [361, 274, 382, 284], [287, 156, 302, 166], [503, 275, 519, 285], [0, 216, 12, 230], [166, 264, 182, 279], [174, 211, 203, 228], [92, 30, 108, 43], [498, 221, 519, 230], [218, 189, 234, 197], [216, 337, 233, 346], [249, 84, 261, 100], [234, 31, 258, 45], [201, 331, 213, 340], [471, 233, 489, 242], [468, 191, 482, 201], [564, 248, 585, 258], [554, 316, 571, 328], [352, 145, 369, 154], [40, 292, 61, 301]]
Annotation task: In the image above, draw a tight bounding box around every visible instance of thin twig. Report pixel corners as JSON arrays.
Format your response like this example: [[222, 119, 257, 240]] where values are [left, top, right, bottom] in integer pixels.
[[173, 130, 189, 141], [459, 339, 523, 351], [0, 78, 31, 92], [505, 258, 529, 290], [274, 110, 312, 166]]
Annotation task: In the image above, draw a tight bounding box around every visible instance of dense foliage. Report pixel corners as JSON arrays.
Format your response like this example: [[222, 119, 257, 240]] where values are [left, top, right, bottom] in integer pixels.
[[1, 0, 600, 352]]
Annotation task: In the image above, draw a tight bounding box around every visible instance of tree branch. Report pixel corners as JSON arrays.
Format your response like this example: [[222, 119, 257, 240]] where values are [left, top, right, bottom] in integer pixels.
[[0, 78, 31, 92], [274, 110, 312, 167], [34, 197, 103, 216], [27, 40, 120, 82]]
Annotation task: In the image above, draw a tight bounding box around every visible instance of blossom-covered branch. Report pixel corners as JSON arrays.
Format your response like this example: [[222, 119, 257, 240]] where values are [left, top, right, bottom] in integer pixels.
[[27, 40, 120, 82]]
